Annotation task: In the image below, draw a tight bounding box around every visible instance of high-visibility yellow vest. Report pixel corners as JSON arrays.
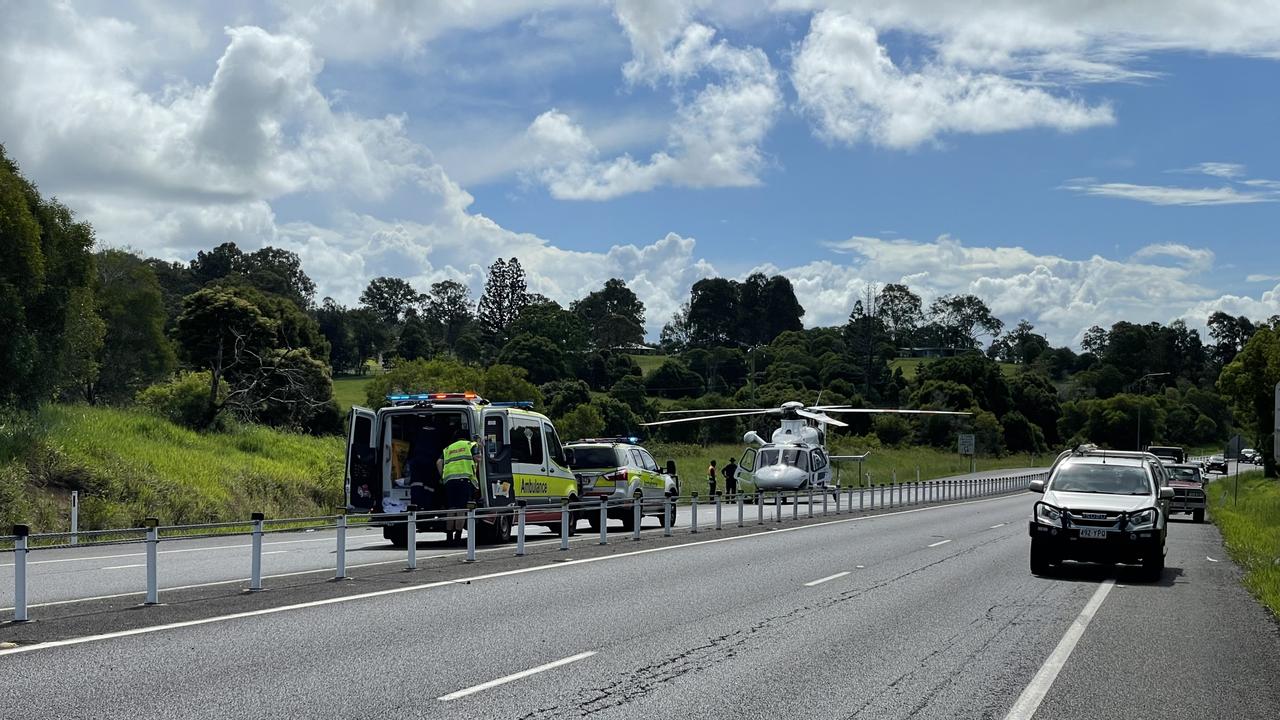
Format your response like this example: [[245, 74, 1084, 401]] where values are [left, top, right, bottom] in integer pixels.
[[442, 440, 477, 481]]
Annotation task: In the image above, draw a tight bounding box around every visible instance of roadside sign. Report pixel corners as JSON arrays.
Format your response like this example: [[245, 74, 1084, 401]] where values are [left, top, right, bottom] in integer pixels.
[[1226, 434, 1244, 460], [958, 434, 976, 456]]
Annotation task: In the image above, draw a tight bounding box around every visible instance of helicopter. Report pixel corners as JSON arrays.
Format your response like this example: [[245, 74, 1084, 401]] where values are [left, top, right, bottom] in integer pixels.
[[642, 401, 970, 496]]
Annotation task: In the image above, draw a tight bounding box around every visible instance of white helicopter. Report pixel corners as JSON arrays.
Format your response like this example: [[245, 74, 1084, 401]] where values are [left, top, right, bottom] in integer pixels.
[[642, 401, 969, 496]]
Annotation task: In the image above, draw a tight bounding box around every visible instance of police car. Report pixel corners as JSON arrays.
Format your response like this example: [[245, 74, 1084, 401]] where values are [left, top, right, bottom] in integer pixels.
[[565, 438, 679, 531], [345, 392, 580, 546]]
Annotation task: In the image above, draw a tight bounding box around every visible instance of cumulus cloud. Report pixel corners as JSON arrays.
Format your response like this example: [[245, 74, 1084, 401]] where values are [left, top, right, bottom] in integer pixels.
[[792, 10, 1114, 148], [521, 2, 781, 199]]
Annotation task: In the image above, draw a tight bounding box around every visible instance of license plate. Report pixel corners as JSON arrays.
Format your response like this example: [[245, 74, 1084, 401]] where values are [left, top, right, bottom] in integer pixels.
[[595, 478, 617, 487], [1079, 527, 1108, 539]]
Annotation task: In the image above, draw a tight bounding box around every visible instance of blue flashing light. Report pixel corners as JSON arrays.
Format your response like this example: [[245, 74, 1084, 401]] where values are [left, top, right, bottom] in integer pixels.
[[490, 400, 535, 409]]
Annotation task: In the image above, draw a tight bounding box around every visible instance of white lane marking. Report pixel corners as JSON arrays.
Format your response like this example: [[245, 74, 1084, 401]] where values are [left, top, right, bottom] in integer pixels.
[[0, 491, 1031, 656], [437, 651, 596, 701], [927, 539, 952, 547], [1206, 556, 1219, 563], [100, 564, 144, 571], [1002, 580, 1116, 720], [261, 551, 289, 556], [989, 523, 1006, 529], [804, 571, 850, 587], [0, 532, 385, 568]]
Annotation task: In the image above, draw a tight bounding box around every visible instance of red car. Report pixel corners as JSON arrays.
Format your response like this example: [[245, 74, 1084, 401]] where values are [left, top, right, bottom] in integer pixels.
[[1164, 463, 1207, 523]]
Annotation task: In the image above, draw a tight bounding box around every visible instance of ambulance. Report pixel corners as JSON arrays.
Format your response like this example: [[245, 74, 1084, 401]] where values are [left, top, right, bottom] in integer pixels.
[[344, 392, 580, 546]]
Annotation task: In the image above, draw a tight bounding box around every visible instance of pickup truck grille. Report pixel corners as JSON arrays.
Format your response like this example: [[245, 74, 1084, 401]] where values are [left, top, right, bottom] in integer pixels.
[[1172, 488, 1205, 499], [1065, 510, 1123, 528]]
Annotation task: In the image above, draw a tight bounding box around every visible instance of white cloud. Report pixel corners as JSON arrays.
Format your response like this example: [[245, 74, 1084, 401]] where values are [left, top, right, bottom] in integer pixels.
[[1246, 274, 1280, 283], [791, 10, 1114, 149], [521, 3, 782, 199], [1060, 180, 1277, 206], [1180, 162, 1247, 178], [1131, 243, 1215, 272]]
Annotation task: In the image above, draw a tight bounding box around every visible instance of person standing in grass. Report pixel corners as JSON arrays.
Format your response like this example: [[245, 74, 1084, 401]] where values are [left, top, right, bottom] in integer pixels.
[[723, 458, 738, 497], [707, 459, 718, 497]]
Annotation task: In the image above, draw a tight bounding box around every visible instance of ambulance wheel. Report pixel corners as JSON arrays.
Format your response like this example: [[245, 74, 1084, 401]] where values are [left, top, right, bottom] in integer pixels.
[[587, 514, 602, 533], [385, 523, 408, 549], [619, 509, 636, 532], [484, 515, 512, 544], [1193, 509, 1205, 523]]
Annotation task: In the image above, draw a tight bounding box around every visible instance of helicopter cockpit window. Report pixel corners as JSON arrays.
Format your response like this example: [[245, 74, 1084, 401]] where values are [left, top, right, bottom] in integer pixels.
[[760, 449, 808, 470]]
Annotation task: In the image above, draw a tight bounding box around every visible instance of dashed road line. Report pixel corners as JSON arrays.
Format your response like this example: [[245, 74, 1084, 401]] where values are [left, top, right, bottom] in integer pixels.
[[437, 651, 597, 701], [927, 539, 952, 548], [804, 571, 851, 587]]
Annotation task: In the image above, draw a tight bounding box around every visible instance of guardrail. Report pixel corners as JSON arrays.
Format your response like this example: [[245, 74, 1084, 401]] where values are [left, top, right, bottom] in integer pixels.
[[2, 470, 1048, 623]]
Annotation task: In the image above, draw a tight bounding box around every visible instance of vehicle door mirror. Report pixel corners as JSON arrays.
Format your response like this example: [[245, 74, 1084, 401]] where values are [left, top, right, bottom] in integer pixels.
[[1028, 479, 1046, 493], [564, 448, 575, 467], [666, 459, 677, 476], [1160, 487, 1174, 500]]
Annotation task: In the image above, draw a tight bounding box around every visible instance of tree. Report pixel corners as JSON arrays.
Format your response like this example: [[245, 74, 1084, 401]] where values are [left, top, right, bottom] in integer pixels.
[[189, 242, 243, 287], [239, 246, 316, 310], [557, 403, 604, 441], [608, 375, 650, 416], [91, 249, 176, 403], [477, 257, 530, 341], [989, 319, 1049, 364], [509, 299, 589, 352], [359, 277, 423, 326], [394, 315, 436, 361], [175, 287, 277, 413], [875, 283, 924, 348], [348, 307, 392, 368], [1208, 311, 1257, 368], [645, 359, 704, 399], [0, 145, 99, 408], [1217, 325, 1280, 477], [539, 380, 591, 419], [659, 302, 693, 353], [481, 364, 543, 407], [844, 287, 894, 400], [914, 354, 1013, 417], [572, 278, 646, 350], [316, 298, 361, 373], [928, 294, 1004, 349], [686, 278, 740, 347], [363, 359, 485, 407], [1080, 325, 1109, 356], [497, 333, 566, 385], [425, 280, 473, 346]]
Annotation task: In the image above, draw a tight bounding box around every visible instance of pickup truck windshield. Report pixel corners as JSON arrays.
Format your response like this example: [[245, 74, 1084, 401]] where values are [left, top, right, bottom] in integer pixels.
[[1052, 464, 1152, 495]]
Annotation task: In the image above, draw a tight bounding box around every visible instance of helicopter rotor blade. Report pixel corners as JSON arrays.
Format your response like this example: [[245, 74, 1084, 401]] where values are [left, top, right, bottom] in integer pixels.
[[657, 407, 775, 416], [641, 409, 772, 427], [794, 408, 849, 427], [818, 408, 971, 416]]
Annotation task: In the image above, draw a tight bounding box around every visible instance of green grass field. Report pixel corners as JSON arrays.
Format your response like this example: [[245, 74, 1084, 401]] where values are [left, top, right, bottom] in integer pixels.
[[0, 405, 344, 533], [891, 357, 1019, 380], [1208, 473, 1280, 618], [332, 374, 374, 413], [647, 440, 1048, 497], [629, 354, 670, 377]]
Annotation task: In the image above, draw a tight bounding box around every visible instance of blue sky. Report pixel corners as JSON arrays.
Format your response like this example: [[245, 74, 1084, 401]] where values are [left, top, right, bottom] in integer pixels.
[[2, 1, 1278, 345]]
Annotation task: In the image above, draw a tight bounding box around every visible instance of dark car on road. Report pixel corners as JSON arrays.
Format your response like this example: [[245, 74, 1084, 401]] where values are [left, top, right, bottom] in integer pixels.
[[1206, 455, 1229, 474]]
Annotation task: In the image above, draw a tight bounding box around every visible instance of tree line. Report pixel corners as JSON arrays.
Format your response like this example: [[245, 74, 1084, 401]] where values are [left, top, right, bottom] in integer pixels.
[[2, 144, 1276, 475]]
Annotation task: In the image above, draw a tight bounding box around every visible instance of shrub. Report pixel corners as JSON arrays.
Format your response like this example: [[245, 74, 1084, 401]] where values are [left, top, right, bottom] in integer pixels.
[[137, 371, 226, 429]]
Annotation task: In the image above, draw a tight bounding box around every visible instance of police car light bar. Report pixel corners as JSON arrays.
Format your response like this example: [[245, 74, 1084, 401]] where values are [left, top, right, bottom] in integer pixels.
[[489, 400, 535, 409], [571, 436, 642, 444], [385, 391, 482, 403]]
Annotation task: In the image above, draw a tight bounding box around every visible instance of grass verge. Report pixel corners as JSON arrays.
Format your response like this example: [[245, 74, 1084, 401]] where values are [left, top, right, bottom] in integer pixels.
[[1, 404, 344, 534], [1208, 472, 1280, 618], [332, 374, 374, 414]]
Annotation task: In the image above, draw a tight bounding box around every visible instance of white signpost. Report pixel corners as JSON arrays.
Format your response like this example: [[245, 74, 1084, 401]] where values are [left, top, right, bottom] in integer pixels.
[[958, 434, 976, 474]]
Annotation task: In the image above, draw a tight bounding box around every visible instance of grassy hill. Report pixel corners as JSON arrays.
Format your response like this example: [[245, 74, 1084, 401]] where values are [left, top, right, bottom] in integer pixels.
[[332, 374, 374, 413], [629, 354, 670, 377], [1, 405, 344, 533], [891, 357, 1020, 380]]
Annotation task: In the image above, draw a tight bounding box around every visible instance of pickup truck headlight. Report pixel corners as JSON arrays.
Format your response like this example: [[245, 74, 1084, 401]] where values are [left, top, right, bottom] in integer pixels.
[[1128, 508, 1158, 530], [1035, 502, 1063, 528]]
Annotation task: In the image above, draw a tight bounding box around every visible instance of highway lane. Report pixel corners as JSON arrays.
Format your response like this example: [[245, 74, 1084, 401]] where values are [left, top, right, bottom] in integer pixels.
[[5, 483, 1277, 720], [1, 468, 1041, 611]]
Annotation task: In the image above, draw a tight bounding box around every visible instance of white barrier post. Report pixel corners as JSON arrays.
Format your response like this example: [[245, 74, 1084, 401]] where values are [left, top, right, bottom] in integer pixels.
[[715, 493, 723, 530], [775, 492, 783, 523], [335, 511, 347, 580], [406, 508, 418, 570], [144, 517, 159, 604], [792, 490, 800, 520], [663, 495, 673, 537], [13, 525, 29, 622], [632, 491, 643, 541], [807, 485, 815, 518], [599, 496, 609, 546], [516, 501, 527, 556], [70, 491, 79, 546], [835, 485, 841, 514], [737, 492, 745, 527], [466, 503, 478, 562], [560, 499, 570, 551], [823, 487, 829, 516], [691, 493, 700, 534], [249, 512, 265, 591], [757, 492, 764, 525]]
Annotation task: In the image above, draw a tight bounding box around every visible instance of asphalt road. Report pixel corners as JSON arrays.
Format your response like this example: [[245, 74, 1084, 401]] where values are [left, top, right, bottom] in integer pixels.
[[3, 469, 1278, 720], [1, 468, 1038, 611]]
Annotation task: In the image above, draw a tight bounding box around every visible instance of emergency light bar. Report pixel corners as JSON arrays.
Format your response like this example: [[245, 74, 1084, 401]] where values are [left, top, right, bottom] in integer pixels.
[[385, 391, 482, 403], [570, 437, 642, 444], [489, 401, 535, 409]]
